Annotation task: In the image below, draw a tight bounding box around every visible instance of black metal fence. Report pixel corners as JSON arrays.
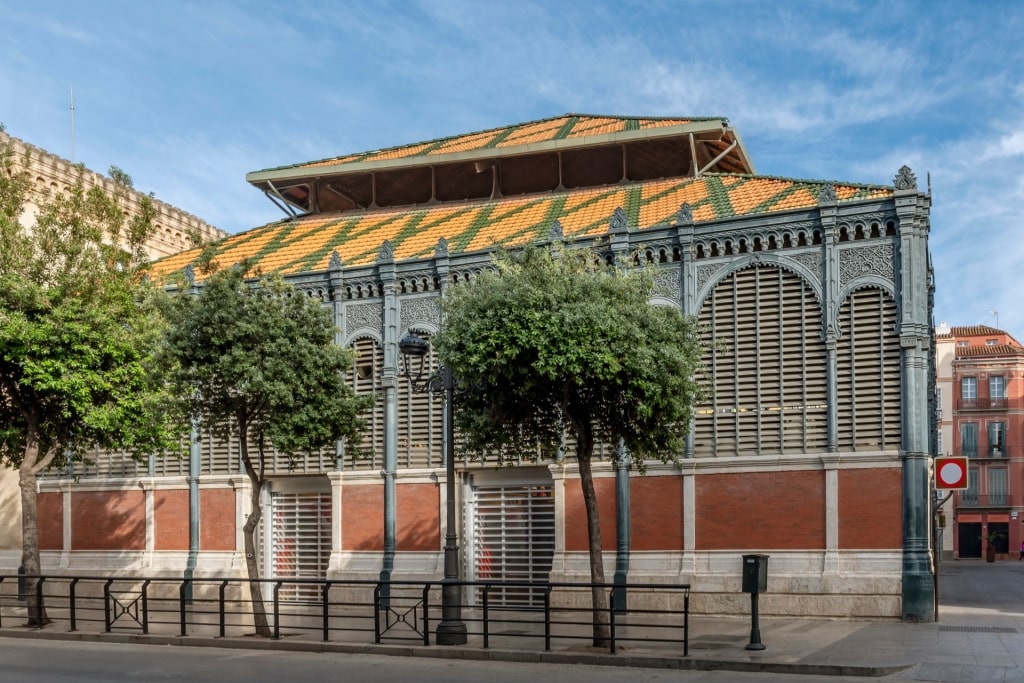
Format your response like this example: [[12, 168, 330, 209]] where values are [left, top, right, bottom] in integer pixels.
[[0, 575, 689, 656]]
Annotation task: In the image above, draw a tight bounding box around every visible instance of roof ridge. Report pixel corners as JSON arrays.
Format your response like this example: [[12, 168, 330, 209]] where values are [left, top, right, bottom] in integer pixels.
[[702, 172, 891, 191]]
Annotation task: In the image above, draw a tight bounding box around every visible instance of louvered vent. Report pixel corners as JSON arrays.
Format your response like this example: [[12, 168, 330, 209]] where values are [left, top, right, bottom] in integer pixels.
[[268, 491, 332, 600], [694, 266, 828, 456], [836, 287, 901, 450], [348, 337, 384, 469]]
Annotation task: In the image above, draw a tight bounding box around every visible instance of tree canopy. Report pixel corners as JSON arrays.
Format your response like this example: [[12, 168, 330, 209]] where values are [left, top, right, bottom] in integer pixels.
[[435, 246, 706, 463], [0, 140, 174, 624], [159, 263, 371, 636], [434, 245, 706, 644]]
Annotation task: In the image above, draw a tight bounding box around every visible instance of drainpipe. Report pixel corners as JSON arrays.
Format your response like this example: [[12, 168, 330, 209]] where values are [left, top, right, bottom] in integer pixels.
[[184, 418, 200, 603]]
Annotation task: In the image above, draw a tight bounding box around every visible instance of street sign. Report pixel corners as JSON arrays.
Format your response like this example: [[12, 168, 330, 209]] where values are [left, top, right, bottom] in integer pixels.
[[935, 456, 969, 490]]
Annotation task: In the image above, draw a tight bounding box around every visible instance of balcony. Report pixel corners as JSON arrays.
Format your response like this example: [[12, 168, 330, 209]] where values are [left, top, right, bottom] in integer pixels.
[[955, 446, 1016, 459], [956, 492, 1010, 507], [958, 397, 1008, 411]]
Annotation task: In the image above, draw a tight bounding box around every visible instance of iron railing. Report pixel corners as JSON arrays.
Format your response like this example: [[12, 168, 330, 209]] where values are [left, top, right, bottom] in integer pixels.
[[0, 574, 689, 657]]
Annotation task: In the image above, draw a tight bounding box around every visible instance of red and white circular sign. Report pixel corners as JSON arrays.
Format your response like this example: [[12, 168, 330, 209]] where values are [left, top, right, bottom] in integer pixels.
[[935, 456, 968, 490]]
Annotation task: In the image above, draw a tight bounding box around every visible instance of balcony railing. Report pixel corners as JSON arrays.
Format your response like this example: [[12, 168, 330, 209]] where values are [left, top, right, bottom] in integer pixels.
[[958, 397, 1008, 410], [956, 492, 1009, 507], [955, 446, 1016, 459]]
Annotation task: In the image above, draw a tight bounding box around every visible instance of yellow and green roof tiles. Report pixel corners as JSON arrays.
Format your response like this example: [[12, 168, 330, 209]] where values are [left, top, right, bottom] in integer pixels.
[[261, 114, 705, 174], [152, 174, 892, 280]]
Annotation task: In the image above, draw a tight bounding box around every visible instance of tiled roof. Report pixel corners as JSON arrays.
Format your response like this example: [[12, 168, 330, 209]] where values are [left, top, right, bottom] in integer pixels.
[[257, 114, 715, 174], [951, 325, 1004, 337], [956, 345, 1024, 358], [152, 174, 891, 280]]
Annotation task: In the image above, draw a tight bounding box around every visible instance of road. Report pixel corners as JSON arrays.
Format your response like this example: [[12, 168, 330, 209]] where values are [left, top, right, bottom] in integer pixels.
[[0, 638, 891, 683]]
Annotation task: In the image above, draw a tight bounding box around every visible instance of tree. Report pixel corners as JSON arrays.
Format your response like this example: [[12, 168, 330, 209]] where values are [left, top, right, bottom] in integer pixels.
[[434, 246, 706, 645], [159, 264, 371, 637], [0, 140, 173, 625]]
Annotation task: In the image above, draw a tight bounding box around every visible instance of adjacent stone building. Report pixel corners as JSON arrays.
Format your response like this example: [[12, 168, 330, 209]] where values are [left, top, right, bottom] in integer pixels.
[[936, 324, 1024, 560], [0, 129, 227, 566], [24, 114, 937, 620]]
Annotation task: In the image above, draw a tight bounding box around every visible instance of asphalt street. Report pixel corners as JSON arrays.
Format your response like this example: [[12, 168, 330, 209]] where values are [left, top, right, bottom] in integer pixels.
[[0, 638, 885, 683]]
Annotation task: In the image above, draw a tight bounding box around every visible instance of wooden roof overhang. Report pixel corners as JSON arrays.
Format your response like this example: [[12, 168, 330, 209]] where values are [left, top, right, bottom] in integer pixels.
[[246, 116, 755, 218]]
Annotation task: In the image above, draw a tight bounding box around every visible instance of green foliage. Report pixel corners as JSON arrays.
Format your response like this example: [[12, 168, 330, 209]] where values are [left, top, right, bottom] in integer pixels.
[[0, 139, 177, 472], [159, 264, 371, 468], [435, 246, 706, 467]]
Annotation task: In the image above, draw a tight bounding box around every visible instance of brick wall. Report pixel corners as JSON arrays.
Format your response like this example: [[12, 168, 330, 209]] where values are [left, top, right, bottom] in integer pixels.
[[838, 468, 902, 549], [342, 484, 384, 551], [71, 490, 145, 550], [396, 482, 440, 551]]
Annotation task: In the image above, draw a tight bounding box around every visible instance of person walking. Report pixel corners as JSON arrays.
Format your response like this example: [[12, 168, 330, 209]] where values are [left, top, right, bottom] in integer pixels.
[[1018, 540, 1024, 561]]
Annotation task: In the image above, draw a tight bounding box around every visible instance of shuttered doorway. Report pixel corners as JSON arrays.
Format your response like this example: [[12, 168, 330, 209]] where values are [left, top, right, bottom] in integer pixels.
[[269, 491, 331, 601], [469, 479, 555, 608]]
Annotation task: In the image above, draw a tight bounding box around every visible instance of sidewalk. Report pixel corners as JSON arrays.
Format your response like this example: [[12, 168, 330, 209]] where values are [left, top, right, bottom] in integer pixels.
[[2, 561, 1023, 680]]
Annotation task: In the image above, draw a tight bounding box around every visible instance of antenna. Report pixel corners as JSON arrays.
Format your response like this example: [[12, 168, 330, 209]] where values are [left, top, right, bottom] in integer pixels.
[[991, 309, 999, 328], [69, 85, 75, 163]]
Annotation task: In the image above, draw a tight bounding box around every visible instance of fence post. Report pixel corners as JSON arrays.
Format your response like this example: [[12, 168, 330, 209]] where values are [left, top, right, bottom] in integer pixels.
[[34, 577, 46, 630], [219, 581, 228, 638], [322, 582, 332, 643], [482, 585, 490, 649], [17, 565, 25, 602], [179, 581, 188, 637], [273, 582, 281, 640], [608, 588, 617, 654], [69, 578, 79, 632], [103, 579, 114, 632], [544, 585, 552, 652], [373, 584, 382, 643]]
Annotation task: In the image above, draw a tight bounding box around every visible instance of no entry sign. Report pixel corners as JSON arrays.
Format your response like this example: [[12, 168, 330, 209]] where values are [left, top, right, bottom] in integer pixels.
[[935, 456, 969, 490]]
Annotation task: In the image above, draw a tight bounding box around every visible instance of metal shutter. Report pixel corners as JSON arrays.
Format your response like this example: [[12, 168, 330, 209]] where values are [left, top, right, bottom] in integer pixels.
[[270, 491, 331, 601], [470, 483, 555, 607]]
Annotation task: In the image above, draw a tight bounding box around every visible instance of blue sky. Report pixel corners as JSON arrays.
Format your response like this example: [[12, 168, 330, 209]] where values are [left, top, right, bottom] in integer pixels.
[[1, 1, 1022, 338]]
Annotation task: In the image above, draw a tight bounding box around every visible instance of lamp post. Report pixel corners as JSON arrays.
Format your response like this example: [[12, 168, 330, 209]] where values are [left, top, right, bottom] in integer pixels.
[[398, 332, 468, 645]]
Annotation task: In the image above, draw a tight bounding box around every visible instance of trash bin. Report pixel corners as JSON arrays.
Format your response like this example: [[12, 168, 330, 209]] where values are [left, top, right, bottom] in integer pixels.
[[742, 554, 768, 594]]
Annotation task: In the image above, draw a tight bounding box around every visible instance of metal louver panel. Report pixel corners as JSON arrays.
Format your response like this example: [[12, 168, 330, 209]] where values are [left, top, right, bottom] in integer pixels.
[[836, 288, 901, 450], [694, 266, 827, 457], [471, 483, 555, 607], [349, 337, 384, 470], [270, 491, 332, 601]]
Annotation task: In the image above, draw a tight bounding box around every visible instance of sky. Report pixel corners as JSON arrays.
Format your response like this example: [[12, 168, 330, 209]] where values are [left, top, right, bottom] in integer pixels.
[[1, 1, 1022, 338]]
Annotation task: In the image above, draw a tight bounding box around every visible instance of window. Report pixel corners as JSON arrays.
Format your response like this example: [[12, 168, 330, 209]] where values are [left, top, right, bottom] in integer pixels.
[[937, 431, 944, 455], [989, 422, 1006, 457], [957, 341, 969, 347], [962, 377, 978, 401], [936, 387, 943, 420], [963, 468, 979, 504], [990, 376, 1006, 399], [989, 469, 1008, 505], [962, 422, 978, 457], [986, 339, 998, 346]]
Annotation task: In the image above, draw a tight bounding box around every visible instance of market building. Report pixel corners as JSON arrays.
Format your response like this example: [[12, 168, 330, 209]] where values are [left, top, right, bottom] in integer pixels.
[[18, 114, 937, 620]]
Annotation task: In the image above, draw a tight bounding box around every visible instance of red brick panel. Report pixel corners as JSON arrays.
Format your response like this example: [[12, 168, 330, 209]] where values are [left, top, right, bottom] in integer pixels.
[[564, 477, 617, 551], [37, 492, 63, 551], [342, 485, 384, 551], [71, 490, 146, 550], [154, 490, 189, 550], [631, 476, 684, 551], [696, 471, 825, 550], [201, 488, 237, 551], [838, 468, 902, 549], [396, 482, 440, 551]]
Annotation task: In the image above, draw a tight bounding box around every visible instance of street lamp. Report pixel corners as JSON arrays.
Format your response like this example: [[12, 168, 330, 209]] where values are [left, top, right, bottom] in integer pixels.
[[398, 331, 468, 646]]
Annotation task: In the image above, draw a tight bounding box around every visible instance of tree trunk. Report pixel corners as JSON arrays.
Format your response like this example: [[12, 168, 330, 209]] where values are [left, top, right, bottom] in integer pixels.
[[575, 428, 609, 646], [18, 422, 53, 627], [239, 425, 271, 637], [18, 464, 49, 626]]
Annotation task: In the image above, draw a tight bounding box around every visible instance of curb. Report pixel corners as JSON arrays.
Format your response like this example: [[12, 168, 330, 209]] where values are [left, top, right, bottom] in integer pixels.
[[0, 628, 912, 677]]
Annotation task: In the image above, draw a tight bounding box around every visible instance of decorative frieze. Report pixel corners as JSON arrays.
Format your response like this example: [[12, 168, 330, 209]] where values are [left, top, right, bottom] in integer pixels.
[[345, 302, 383, 334], [400, 296, 441, 333], [651, 268, 682, 303], [838, 244, 895, 287]]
